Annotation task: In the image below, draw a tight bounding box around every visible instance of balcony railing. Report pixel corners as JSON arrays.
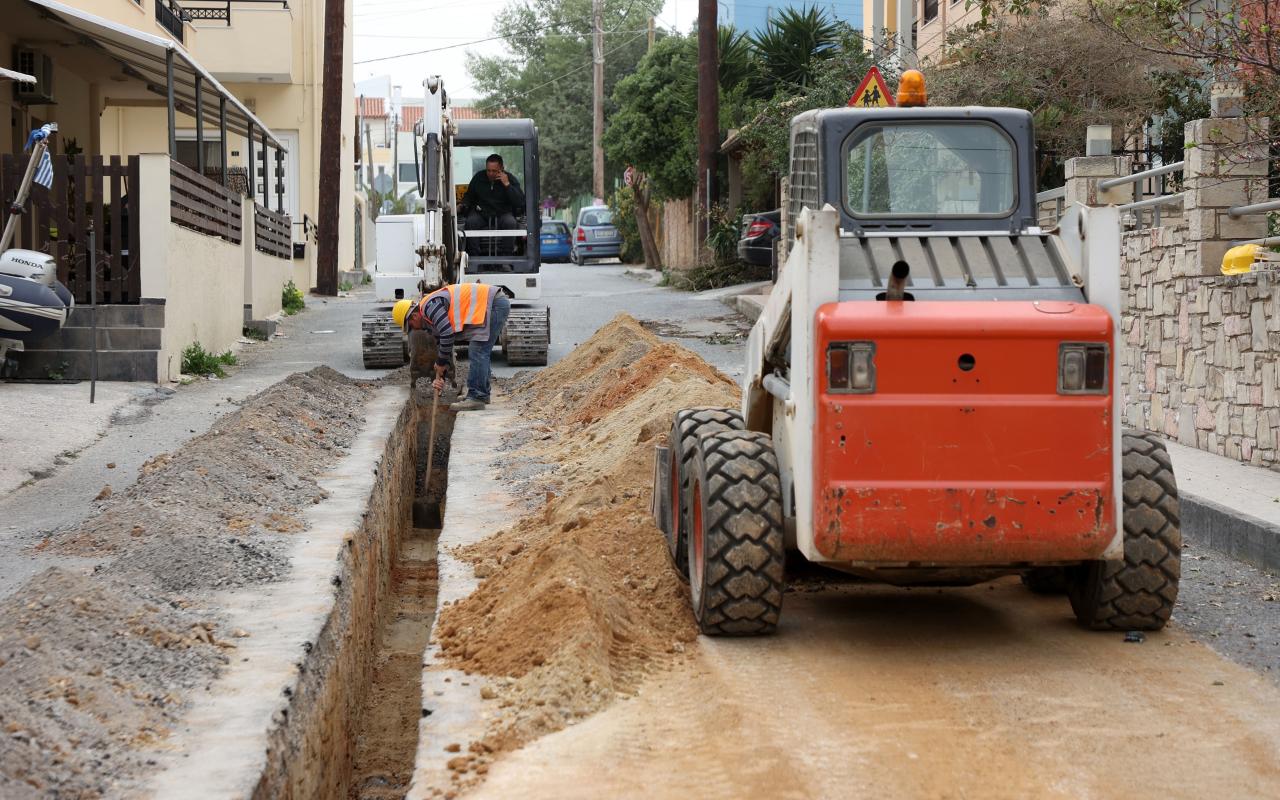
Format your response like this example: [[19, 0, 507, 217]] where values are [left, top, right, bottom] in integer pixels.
[[155, 0, 189, 42], [183, 0, 290, 26]]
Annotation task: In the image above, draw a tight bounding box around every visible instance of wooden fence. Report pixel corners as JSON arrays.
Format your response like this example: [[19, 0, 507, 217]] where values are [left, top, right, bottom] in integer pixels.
[[170, 159, 242, 245], [254, 204, 292, 259], [0, 154, 141, 305]]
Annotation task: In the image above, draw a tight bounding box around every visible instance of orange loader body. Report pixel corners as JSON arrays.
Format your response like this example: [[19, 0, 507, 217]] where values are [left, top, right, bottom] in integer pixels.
[[813, 301, 1115, 564]]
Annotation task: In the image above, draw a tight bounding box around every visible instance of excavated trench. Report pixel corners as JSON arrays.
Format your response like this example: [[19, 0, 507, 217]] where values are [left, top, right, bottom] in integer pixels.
[[347, 395, 454, 800], [248, 388, 457, 800]]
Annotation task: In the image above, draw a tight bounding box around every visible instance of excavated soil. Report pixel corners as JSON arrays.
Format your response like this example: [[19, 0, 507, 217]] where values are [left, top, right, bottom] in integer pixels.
[[430, 314, 741, 788], [0, 367, 374, 798]]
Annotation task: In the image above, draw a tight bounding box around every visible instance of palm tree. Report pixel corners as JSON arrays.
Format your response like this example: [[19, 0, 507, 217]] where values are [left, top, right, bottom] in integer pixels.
[[749, 6, 840, 93]]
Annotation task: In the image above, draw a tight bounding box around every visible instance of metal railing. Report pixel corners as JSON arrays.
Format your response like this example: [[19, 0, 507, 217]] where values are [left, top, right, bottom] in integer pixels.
[[1103, 160, 1185, 230], [155, 0, 188, 42], [1035, 186, 1066, 227], [1229, 198, 1280, 218], [183, 0, 290, 25]]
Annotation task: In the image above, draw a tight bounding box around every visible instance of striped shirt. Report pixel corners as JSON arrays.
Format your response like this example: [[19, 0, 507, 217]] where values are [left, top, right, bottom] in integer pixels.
[[419, 296, 455, 366]]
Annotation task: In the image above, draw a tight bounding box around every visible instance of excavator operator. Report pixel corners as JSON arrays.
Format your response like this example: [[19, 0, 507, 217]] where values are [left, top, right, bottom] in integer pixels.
[[393, 282, 511, 411], [461, 154, 524, 255]]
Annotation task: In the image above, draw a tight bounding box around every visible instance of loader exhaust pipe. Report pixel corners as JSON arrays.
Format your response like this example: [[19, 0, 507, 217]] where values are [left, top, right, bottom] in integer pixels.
[[886, 260, 910, 302]]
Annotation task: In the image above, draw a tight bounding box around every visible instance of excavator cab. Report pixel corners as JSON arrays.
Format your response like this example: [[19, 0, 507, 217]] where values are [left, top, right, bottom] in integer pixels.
[[452, 119, 549, 365]]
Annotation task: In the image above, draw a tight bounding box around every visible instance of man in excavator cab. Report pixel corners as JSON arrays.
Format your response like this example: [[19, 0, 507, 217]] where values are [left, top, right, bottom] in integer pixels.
[[393, 282, 511, 411], [460, 153, 525, 256]]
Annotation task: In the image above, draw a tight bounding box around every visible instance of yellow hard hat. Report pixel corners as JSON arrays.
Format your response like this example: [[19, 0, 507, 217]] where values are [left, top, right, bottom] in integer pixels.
[[392, 298, 413, 329], [1221, 243, 1259, 275]]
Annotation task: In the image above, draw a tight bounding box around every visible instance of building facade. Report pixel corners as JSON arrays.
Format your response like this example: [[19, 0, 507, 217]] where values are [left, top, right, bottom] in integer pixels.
[[723, 0, 864, 36], [1, 0, 356, 381]]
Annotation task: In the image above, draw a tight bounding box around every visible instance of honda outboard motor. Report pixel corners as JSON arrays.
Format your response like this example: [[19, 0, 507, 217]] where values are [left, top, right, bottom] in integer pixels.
[[0, 248, 74, 374]]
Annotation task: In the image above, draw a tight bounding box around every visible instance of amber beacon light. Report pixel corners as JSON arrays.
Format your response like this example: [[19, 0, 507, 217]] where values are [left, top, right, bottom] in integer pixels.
[[896, 70, 927, 107]]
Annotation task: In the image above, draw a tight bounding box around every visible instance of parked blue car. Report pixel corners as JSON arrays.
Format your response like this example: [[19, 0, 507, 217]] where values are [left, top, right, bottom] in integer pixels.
[[571, 205, 623, 264], [540, 220, 572, 262]]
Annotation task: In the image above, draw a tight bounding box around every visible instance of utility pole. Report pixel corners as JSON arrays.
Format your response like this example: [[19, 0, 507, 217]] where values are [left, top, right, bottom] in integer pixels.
[[315, 0, 343, 296], [592, 0, 605, 202], [364, 122, 374, 190], [696, 0, 718, 256]]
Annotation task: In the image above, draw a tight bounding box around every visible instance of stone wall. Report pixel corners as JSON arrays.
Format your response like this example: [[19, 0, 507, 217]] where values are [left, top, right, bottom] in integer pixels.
[[1120, 223, 1280, 467]]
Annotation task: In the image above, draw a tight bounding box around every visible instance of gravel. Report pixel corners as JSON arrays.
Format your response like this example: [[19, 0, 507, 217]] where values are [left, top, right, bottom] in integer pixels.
[[0, 366, 375, 796], [1173, 535, 1280, 685]]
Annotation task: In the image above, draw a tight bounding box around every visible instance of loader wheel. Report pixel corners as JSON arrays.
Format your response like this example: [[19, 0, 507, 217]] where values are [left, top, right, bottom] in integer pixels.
[[687, 430, 785, 636], [1068, 431, 1181, 631], [1021, 567, 1069, 594], [667, 408, 744, 575]]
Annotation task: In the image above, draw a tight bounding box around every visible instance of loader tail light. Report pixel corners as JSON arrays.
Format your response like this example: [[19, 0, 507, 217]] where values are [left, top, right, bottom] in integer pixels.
[[827, 341, 876, 393], [1058, 343, 1109, 394]]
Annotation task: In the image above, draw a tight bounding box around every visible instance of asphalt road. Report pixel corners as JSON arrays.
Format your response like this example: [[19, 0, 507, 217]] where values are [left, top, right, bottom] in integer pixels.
[[0, 263, 749, 598]]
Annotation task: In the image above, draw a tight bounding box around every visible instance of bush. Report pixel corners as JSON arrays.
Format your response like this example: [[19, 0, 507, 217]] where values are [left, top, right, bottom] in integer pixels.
[[282, 280, 305, 315], [339, 280, 354, 293], [182, 342, 237, 378], [607, 187, 645, 264], [242, 326, 268, 341], [705, 203, 743, 267]]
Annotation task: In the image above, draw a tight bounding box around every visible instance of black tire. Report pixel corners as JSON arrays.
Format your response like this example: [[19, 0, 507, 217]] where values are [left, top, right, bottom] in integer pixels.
[[1021, 567, 1069, 594], [667, 408, 744, 575], [570, 249, 583, 266], [1068, 431, 1181, 630], [687, 430, 785, 636]]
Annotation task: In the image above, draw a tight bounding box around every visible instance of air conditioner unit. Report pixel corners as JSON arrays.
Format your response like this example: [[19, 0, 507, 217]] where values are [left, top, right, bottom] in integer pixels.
[[13, 48, 54, 105]]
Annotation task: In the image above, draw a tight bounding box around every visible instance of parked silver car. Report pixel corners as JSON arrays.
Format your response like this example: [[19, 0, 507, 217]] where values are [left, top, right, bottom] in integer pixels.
[[571, 205, 623, 264]]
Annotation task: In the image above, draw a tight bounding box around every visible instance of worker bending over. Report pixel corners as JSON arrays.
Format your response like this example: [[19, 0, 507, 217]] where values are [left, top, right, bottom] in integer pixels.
[[394, 282, 511, 411]]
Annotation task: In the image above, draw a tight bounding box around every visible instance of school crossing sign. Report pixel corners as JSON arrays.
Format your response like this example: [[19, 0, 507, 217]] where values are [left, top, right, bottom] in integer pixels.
[[848, 66, 895, 108]]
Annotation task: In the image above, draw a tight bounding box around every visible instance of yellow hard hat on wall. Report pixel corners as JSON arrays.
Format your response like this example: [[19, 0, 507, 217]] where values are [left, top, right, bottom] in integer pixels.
[[392, 298, 413, 329]]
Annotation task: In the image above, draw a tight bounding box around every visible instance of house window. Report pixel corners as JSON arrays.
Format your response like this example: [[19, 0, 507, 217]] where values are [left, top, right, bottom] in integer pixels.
[[398, 162, 417, 183], [175, 137, 223, 177], [925, 0, 939, 22]]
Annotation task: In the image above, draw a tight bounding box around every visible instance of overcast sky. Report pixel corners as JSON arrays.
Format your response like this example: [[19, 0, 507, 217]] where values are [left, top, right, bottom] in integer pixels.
[[352, 0, 687, 102]]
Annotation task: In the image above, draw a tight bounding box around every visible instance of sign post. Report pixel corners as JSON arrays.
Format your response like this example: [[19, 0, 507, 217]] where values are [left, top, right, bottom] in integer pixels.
[[848, 66, 895, 108]]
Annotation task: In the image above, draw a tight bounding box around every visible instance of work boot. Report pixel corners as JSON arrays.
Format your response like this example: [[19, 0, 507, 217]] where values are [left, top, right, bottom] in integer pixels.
[[450, 397, 486, 412]]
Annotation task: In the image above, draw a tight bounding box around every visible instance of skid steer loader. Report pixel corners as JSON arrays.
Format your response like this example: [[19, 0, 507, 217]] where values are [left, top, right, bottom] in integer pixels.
[[361, 78, 550, 369], [653, 72, 1181, 636]]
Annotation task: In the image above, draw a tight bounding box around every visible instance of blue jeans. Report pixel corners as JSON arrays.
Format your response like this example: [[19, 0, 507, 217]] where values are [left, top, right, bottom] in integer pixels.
[[466, 293, 510, 402]]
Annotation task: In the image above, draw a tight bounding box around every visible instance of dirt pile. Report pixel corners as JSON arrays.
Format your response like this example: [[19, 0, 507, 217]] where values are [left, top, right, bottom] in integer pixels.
[[431, 314, 740, 785], [0, 367, 374, 797], [45, 366, 372, 591]]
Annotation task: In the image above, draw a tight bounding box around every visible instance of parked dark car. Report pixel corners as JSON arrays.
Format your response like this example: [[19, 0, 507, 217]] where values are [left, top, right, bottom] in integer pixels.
[[738, 209, 782, 280], [540, 219, 572, 262], [571, 205, 623, 264]]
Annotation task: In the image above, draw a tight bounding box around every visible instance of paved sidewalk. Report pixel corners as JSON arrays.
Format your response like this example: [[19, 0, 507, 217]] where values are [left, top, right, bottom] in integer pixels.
[[0, 382, 144, 494], [1166, 440, 1280, 573]]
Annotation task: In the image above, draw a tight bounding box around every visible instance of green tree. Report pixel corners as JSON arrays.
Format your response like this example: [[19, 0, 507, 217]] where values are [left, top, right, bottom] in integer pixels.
[[602, 35, 698, 201], [467, 0, 662, 202], [749, 6, 840, 93]]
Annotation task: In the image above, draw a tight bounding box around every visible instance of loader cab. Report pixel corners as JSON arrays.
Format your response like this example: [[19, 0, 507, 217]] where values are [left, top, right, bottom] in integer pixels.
[[786, 107, 1039, 248], [453, 119, 540, 276]]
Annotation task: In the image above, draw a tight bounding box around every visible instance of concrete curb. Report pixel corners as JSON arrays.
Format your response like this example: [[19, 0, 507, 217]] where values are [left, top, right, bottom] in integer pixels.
[[1182, 490, 1280, 574], [730, 293, 767, 322], [146, 386, 409, 798], [408, 407, 528, 798]]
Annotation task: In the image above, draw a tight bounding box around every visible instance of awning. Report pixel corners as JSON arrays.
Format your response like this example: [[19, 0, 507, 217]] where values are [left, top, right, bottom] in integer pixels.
[[22, 0, 287, 151], [0, 67, 36, 83]]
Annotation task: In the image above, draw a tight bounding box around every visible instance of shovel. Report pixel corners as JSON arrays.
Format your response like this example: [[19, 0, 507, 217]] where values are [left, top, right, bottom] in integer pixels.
[[424, 385, 440, 496]]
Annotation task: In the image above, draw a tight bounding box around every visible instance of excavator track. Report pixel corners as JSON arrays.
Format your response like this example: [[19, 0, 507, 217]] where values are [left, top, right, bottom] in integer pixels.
[[361, 310, 408, 369], [503, 306, 550, 366]]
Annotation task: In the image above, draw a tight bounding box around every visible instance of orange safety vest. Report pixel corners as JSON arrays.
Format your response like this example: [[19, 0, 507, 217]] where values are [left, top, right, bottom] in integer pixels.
[[417, 282, 493, 333]]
